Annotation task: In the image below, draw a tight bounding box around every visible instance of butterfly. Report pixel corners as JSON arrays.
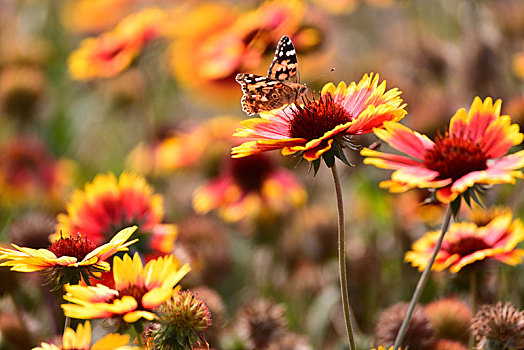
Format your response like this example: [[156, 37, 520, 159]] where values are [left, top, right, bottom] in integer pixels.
[[236, 35, 308, 116]]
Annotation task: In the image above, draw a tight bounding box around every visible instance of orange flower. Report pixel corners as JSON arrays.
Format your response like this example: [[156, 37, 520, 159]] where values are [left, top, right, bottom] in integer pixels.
[[33, 321, 134, 350], [54, 172, 176, 258], [193, 154, 306, 222], [232, 73, 406, 165], [127, 116, 241, 175], [69, 8, 167, 80], [513, 45, 524, 80], [169, 1, 309, 103], [405, 211, 524, 273], [0, 136, 73, 208], [62, 253, 190, 323], [60, 0, 132, 34], [361, 97, 524, 203], [0, 226, 137, 288]]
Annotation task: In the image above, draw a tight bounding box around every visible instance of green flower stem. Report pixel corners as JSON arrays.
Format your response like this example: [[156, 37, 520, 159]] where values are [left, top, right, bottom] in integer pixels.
[[393, 204, 453, 350], [330, 162, 357, 350], [133, 322, 144, 346]]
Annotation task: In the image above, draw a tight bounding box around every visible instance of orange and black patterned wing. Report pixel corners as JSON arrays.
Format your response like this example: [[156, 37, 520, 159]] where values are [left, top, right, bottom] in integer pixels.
[[267, 35, 300, 83], [235, 73, 297, 116]]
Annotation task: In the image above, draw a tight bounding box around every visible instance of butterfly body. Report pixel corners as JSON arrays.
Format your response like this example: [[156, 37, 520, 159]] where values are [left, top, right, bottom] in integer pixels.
[[236, 36, 307, 116]]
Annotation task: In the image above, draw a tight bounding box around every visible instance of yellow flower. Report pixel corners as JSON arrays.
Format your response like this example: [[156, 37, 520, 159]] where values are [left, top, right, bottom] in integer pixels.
[[62, 253, 190, 323], [33, 321, 134, 350]]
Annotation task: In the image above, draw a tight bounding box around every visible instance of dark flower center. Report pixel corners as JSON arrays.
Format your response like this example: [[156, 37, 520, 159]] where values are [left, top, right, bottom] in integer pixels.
[[48, 234, 97, 260], [446, 236, 490, 257], [229, 154, 274, 192], [289, 94, 354, 141], [423, 133, 488, 181], [117, 285, 149, 309]]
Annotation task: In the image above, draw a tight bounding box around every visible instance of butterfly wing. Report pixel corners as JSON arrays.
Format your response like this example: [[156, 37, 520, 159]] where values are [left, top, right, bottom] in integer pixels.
[[236, 73, 296, 116], [267, 35, 300, 83]]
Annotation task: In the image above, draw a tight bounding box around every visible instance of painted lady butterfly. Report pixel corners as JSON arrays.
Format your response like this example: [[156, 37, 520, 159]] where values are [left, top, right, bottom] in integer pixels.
[[236, 35, 308, 116]]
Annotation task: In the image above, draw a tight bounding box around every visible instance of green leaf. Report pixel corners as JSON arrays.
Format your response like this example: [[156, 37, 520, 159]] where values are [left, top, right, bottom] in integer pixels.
[[322, 152, 335, 168], [450, 197, 461, 218]]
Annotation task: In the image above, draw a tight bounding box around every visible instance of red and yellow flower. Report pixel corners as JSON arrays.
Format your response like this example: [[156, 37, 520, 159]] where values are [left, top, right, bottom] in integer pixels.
[[69, 8, 167, 80], [193, 153, 306, 222], [0, 226, 137, 288], [54, 172, 176, 258], [362, 97, 524, 203], [33, 321, 133, 350], [169, 0, 321, 104], [0, 136, 74, 208], [62, 253, 190, 323], [0, 226, 137, 273], [60, 0, 132, 34], [232, 73, 406, 163], [405, 211, 524, 273]]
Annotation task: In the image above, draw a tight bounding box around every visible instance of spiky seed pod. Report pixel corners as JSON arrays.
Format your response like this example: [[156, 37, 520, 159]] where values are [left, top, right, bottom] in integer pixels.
[[236, 299, 288, 350], [471, 302, 524, 350], [425, 296, 472, 344], [374, 302, 435, 350]]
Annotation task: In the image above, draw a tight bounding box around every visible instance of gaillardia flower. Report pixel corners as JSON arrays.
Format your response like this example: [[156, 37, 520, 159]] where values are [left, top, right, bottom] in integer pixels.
[[68, 8, 167, 80], [405, 211, 524, 273], [232, 73, 406, 166], [193, 154, 306, 222], [54, 172, 176, 258], [33, 321, 133, 350], [361, 97, 524, 203], [62, 253, 190, 323], [0, 226, 137, 288]]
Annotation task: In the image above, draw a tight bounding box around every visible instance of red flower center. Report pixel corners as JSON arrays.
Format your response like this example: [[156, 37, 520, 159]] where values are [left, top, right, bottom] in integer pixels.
[[446, 236, 490, 257], [289, 94, 354, 141], [423, 134, 488, 181], [229, 154, 274, 192], [116, 284, 148, 309], [48, 234, 97, 260]]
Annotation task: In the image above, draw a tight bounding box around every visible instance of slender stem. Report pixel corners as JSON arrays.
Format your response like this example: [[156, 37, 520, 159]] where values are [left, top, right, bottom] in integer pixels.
[[330, 162, 356, 350], [469, 269, 478, 349], [133, 322, 144, 346], [393, 205, 453, 350], [64, 315, 71, 331]]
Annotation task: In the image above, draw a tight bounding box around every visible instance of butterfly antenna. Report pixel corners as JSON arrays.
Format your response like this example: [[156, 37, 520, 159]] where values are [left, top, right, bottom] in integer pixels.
[[304, 68, 335, 86]]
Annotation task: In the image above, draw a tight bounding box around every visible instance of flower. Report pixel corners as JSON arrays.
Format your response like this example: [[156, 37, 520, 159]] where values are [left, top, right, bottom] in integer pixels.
[[193, 153, 306, 222], [0, 136, 74, 208], [68, 8, 167, 80], [60, 0, 131, 34], [152, 289, 212, 349], [361, 97, 524, 203], [430, 340, 467, 350], [54, 172, 177, 258], [0, 226, 137, 288], [127, 116, 240, 176], [374, 302, 435, 350], [169, 1, 308, 104], [405, 211, 524, 273], [33, 321, 134, 350], [232, 73, 406, 165], [471, 302, 524, 350], [62, 253, 190, 323]]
